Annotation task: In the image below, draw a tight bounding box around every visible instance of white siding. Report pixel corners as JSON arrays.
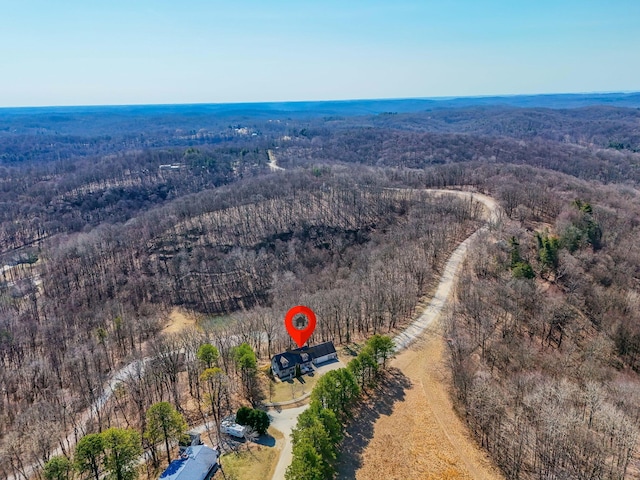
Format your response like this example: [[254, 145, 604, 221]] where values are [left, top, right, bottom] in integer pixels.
[[312, 353, 337, 365]]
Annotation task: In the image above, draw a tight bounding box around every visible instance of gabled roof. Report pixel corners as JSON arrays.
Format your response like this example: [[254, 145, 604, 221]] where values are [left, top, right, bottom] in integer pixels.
[[272, 350, 309, 369], [306, 341, 337, 358], [159, 445, 219, 480], [272, 341, 337, 368]]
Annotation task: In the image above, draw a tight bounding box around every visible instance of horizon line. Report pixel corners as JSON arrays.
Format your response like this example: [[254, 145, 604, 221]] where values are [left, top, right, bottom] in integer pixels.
[[1, 90, 639, 111]]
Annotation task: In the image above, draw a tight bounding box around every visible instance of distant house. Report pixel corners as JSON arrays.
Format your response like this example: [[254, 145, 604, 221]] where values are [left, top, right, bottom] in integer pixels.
[[271, 341, 338, 379], [159, 164, 184, 171], [159, 445, 219, 480]]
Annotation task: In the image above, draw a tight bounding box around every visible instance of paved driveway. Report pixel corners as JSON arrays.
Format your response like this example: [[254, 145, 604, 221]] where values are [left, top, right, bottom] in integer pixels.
[[269, 405, 310, 480]]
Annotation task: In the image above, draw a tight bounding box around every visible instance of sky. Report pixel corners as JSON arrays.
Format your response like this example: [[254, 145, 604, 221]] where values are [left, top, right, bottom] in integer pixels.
[[1, 0, 639, 107]]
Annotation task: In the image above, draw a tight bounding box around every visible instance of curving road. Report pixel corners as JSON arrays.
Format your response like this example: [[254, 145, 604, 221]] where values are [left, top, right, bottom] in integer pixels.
[[268, 189, 501, 480], [7, 189, 499, 480], [393, 189, 500, 352]]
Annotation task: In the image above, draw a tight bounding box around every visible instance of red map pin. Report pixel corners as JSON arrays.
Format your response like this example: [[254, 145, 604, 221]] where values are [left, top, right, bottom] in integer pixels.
[[284, 305, 316, 348]]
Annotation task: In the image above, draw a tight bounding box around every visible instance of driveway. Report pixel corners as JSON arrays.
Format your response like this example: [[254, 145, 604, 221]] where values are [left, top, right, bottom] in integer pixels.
[[269, 405, 310, 480], [268, 189, 501, 480], [268, 358, 345, 479]]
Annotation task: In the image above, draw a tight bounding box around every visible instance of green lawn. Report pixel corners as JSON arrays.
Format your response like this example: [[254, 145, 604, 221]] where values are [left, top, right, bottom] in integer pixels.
[[266, 372, 320, 403]]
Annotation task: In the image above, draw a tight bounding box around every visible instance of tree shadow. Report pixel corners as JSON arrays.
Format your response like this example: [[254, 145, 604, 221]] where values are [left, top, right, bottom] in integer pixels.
[[254, 433, 276, 447], [336, 368, 412, 479]]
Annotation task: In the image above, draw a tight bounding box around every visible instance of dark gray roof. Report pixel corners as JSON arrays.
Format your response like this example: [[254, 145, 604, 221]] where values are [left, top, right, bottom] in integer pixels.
[[272, 342, 336, 368], [306, 341, 337, 358], [159, 445, 219, 480], [272, 351, 309, 369]]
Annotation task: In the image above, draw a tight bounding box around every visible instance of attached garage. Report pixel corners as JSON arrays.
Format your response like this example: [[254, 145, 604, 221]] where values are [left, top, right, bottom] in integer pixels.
[[309, 342, 338, 366]]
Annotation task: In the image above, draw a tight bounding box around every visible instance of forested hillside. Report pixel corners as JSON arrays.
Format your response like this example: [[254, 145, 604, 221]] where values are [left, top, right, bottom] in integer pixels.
[[0, 166, 481, 478], [1, 99, 639, 479], [445, 168, 640, 479]]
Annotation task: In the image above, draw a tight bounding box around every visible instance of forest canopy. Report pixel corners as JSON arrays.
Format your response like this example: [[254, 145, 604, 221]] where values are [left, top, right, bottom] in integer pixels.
[[1, 98, 639, 479]]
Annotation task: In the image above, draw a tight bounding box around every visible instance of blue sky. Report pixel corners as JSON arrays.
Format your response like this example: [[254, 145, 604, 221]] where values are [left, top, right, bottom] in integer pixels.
[[1, 0, 639, 106]]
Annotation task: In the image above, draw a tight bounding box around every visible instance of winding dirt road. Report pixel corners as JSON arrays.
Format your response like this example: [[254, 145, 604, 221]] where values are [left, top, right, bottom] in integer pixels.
[[340, 190, 504, 480], [271, 190, 504, 480], [267, 150, 284, 172], [393, 190, 499, 352]]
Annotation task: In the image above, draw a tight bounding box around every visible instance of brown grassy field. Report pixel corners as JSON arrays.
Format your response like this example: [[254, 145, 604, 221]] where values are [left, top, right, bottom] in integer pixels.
[[337, 324, 505, 480], [221, 427, 283, 480], [161, 307, 197, 334]]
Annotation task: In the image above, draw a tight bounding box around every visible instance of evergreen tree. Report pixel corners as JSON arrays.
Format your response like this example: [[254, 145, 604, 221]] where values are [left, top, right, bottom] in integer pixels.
[[512, 262, 535, 279], [286, 439, 328, 480], [235, 406, 270, 435], [248, 409, 270, 435], [367, 334, 395, 369], [537, 232, 560, 272], [235, 406, 252, 425], [311, 368, 359, 419], [291, 421, 336, 477], [299, 402, 342, 447]]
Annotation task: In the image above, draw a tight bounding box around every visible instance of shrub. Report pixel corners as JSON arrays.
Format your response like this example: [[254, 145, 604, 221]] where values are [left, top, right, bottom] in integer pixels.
[[235, 406, 270, 435]]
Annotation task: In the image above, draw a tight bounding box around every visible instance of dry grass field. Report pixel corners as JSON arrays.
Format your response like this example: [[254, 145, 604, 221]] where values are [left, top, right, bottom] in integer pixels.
[[221, 427, 283, 480], [162, 307, 197, 334], [337, 324, 505, 480]]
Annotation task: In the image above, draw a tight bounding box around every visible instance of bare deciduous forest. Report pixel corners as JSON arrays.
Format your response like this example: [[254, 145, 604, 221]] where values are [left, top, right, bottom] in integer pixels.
[[1, 96, 639, 479]]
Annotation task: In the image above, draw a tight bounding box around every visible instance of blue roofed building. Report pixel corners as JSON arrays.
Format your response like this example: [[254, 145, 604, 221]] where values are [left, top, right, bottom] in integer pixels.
[[159, 445, 219, 480]]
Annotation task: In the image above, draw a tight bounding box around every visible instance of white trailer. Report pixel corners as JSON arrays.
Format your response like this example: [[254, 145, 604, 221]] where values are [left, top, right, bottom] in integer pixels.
[[221, 421, 246, 438]]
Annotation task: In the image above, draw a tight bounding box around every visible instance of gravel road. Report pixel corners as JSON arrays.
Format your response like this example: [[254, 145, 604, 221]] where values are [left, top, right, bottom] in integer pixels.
[[269, 189, 501, 480]]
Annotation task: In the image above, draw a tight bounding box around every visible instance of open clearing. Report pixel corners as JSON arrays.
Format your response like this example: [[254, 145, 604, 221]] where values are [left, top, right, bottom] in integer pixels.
[[162, 307, 197, 334], [337, 327, 505, 480]]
